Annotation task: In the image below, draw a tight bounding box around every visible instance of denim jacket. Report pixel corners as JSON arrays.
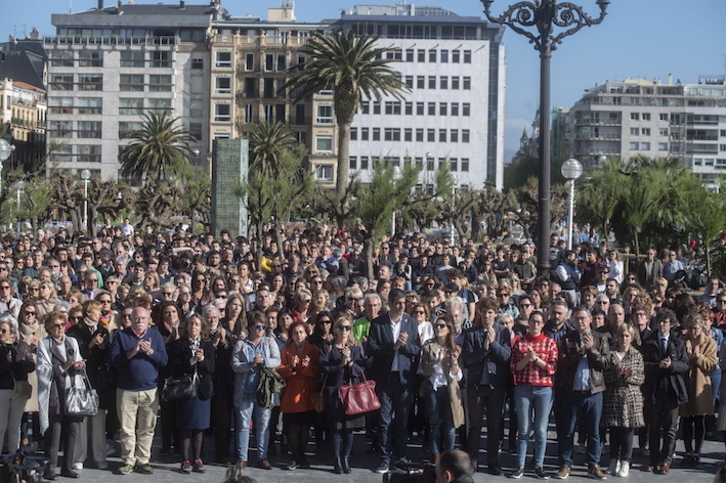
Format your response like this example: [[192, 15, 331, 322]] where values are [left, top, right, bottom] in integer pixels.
[[231, 336, 281, 408]]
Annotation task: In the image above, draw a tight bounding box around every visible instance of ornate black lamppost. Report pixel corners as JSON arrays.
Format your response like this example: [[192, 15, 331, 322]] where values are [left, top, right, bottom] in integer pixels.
[[481, 0, 610, 273]]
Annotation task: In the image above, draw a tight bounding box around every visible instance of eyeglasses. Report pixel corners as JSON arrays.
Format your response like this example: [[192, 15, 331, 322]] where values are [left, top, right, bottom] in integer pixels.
[[320, 319, 332, 324], [122, 313, 132, 319], [312, 280, 323, 285], [414, 310, 426, 315], [302, 299, 311, 304], [99, 299, 112, 304], [520, 303, 532, 308], [107, 280, 119, 285], [0, 267, 6, 271], [497, 293, 510, 297], [337, 325, 352, 331], [434, 323, 447, 329], [52, 324, 65, 329], [87, 279, 98, 283], [254, 324, 268, 330], [162, 292, 173, 296], [0, 285, 10, 290]]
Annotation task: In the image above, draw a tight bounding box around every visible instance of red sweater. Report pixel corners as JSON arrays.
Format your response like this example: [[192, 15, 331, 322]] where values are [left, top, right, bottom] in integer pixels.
[[510, 333, 558, 386]]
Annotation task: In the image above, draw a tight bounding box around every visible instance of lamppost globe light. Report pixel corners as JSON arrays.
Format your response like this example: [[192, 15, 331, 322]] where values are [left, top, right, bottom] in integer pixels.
[[598, 155, 607, 164], [81, 169, 91, 180], [561, 158, 583, 180], [0, 139, 13, 162]]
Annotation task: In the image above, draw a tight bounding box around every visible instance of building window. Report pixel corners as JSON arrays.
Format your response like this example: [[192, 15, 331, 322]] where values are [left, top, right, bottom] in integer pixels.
[[406, 49, 414, 62], [77, 121, 102, 138], [463, 103, 470, 116], [462, 130, 470, 143], [244, 53, 255, 71], [361, 128, 369, 141], [417, 49, 426, 62], [190, 99, 204, 118], [642, 113, 651, 121], [630, 128, 639, 136], [77, 97, 102, 115], [120, 51, 146, 67], [427, 156, 434, 171], [215, 51, 232, 68], [148, 75, 172, 92], [415, 157, 423, 168], [350, 127, 357, 141], [452, 50, 460, 63], [440, 50, 448, 63], [315, 165, 334, 181], [631, 112, 639, 120], [119, 98, 143, 115], [461, 158, 469, 172], [463, 50, 472, 63], [317, 105, 334, 124], [427, 129, 435, 142], [630, 142, 639, 150], [360, 156, 369, 170], [450, 130, 458, 142], [405, 76, 414, 89], [417, 76, 425, 89], [50, 50, 74, 67], [659, 142, 669, 151], [119, 121, 143, 139], [150, 51, 171, 68], [642, 128, 651, 136], [295, 104, 305, 124], [215, 76, 232, 94], [243, 104, 254, 124], [76, 145, 102, 163], [361, 101, 370, 114], [416, 129, 424, 142], [463, 77, 471, 90], [373, 102, 381, 114], [384, 128, 401, 141], [439, 129, 447, 142], [372, 128, 380, 141], [78, 74, 103, 91], [416, 102, 424, 115], [641, 142, 651, 150], [659, 113, 668, 121], [451, 103, 459, 116], [265, 54, 274, 71], [429, 50, 436, 62], [78, 51, 103, 67], [405, 102, 413, 115], [147, 98, 172, 112], [49, 121, 73, 138], [404, 128, 412, 142], [450, 158, 457, 171], [349, 156, 357, 170], [428, 76, 436, 89], [214, 103, 231, 122], [191, 57, 203, 69], [451, 77, 460, 90], [189, 123, 203, 141], [440, 77, 448, 89], [385, 102, 401, 115], [428, 103, 436, 116], [439, 103, 447, 116], [277, 54, 286, 71], [316, 135, 333, 152]]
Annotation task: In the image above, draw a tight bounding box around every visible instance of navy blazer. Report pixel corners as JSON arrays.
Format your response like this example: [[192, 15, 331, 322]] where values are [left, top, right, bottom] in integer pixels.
[[461, 323, 511, 388], [641, 330, 689, 405], [366, 312, 421, 387]]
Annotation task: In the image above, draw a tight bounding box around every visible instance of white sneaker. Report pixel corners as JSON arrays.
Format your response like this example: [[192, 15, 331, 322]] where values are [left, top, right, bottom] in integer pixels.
[[73, 463, 83, 470], [616, 461, 630, 478], [607, 459, 620, 475]]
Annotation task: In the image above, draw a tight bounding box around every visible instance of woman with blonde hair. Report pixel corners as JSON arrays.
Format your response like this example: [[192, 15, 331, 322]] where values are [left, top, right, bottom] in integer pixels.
[[679, 312, 717, 467], [36, 281, 59, 320]]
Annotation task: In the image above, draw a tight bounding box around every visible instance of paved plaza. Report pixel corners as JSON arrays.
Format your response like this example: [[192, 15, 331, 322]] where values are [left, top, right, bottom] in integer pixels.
[[66, 426, 724, 483]]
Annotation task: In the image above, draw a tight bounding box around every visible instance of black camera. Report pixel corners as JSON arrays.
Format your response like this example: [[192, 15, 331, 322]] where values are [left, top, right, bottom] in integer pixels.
[[0, 442, 48, 483], [382, 461, 436, 483]]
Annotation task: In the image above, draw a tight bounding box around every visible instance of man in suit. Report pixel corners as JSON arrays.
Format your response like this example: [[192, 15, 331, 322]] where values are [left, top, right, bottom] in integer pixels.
[[640, 308, 689, 474], [461, 297, 511, 475], [637, 248, 663, 290], [368, 289, 422, 474], [555, 306, 609, 480]]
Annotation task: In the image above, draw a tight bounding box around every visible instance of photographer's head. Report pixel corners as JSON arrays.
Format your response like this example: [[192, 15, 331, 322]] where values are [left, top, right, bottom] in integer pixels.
[[436, 449, 475, 483]]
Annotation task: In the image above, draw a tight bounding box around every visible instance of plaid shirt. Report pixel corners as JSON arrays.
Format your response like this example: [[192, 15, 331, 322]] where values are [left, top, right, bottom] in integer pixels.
[[510, 334, 558, 386]]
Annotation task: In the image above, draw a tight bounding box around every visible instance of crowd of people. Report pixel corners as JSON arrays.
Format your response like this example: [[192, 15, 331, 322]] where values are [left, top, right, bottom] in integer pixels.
[[0, 222, 722, 481]]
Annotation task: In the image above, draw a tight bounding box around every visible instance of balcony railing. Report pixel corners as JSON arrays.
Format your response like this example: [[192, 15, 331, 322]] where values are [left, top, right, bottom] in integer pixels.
[[44, 36, 177, 46], [211, 34, 308, 47]]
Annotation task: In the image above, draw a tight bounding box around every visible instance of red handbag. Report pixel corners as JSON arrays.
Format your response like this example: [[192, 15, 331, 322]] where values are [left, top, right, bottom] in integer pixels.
[[338, 374, 381, 415]]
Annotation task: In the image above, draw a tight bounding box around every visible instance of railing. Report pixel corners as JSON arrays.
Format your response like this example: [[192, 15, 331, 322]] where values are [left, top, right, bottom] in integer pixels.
[[44, 36, 177, 46], [211, 34, 308, 47]]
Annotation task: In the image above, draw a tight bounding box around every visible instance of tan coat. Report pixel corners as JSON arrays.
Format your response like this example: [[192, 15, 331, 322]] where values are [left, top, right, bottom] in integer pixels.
[[18, 321, 45, 413], [421, 341, 464, 429], [680, 332, 717, 417]]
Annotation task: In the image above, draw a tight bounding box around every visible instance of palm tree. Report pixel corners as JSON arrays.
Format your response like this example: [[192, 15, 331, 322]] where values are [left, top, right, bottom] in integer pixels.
[[119, 111, 195, 183], [248, 121, 298, 178], [284, 30, 410, 195]]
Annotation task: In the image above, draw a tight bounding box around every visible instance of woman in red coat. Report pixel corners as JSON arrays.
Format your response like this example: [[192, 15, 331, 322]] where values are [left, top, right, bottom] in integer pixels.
[[276, 321, 320, 470]]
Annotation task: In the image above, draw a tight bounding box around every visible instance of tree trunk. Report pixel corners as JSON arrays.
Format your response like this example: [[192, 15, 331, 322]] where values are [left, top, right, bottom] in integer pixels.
[[365, 236, 375, 281], [274, 220, 286, 260], [706, 242, 711, 277], [336, 118, 353, 197], [634, 230, 641, 259]]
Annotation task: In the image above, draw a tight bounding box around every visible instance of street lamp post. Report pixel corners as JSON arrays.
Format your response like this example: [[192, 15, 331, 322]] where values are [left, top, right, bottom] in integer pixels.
[[14, 180, 24, 233], [0, 139, 15, 195], [81, 169, 91, 233], [561, 158, 583, 250], [481, 0, 609, 273], [391, 165, 402, 237]]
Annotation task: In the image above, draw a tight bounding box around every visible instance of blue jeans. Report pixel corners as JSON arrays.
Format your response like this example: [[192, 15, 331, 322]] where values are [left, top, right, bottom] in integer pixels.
[[235, 394, 272, 462], [558, 391, 603, 467], [514, 385, 554, 468], [425, 385, 455, 454]]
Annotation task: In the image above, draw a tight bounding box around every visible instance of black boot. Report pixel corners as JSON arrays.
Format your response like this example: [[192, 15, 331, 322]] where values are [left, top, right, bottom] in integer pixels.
[[342, 456, 351, 474], [333, 457, 343, 474]]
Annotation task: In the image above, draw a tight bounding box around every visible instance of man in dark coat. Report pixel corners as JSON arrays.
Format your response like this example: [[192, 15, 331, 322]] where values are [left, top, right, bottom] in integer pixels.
[[640, 308, 689, 474]]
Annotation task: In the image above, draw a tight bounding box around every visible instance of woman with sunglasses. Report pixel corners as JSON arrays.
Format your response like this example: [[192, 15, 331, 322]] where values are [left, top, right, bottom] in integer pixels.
[[190, 272, 212, 309], [291, 288, 313, 324], [17, 300, 42, 442], [319, 314, 366, 474], [509, 310, 558, 479], [231, 312, 281, 470], [37, 311, 85, 480], [276, 321, 320, 470], [420, 315, 464, 464]]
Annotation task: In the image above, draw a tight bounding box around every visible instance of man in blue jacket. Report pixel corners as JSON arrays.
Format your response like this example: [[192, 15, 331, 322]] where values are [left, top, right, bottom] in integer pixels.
[[368, 289, 421, 474], [109, 306, 168, 475], [462, 296, 511, 475]]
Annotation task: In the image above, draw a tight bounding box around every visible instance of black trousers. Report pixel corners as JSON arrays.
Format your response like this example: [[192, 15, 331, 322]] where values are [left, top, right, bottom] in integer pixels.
[[466, 384, 506, 467], [45, 413, 81, 472], [648, 395, 679, 466]]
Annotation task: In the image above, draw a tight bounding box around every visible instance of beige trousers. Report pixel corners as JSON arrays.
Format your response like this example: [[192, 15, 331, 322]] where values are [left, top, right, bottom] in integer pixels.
[[117, 388, 158, 466]]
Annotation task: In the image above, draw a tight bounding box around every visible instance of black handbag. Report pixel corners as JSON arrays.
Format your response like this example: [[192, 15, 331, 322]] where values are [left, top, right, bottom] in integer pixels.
[[162, 373, 197, 402], [65, 370, 99, 417]]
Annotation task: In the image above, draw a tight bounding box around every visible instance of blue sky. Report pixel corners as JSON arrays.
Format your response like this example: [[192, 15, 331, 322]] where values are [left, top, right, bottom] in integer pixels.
[[2, 0, 725, 160]]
